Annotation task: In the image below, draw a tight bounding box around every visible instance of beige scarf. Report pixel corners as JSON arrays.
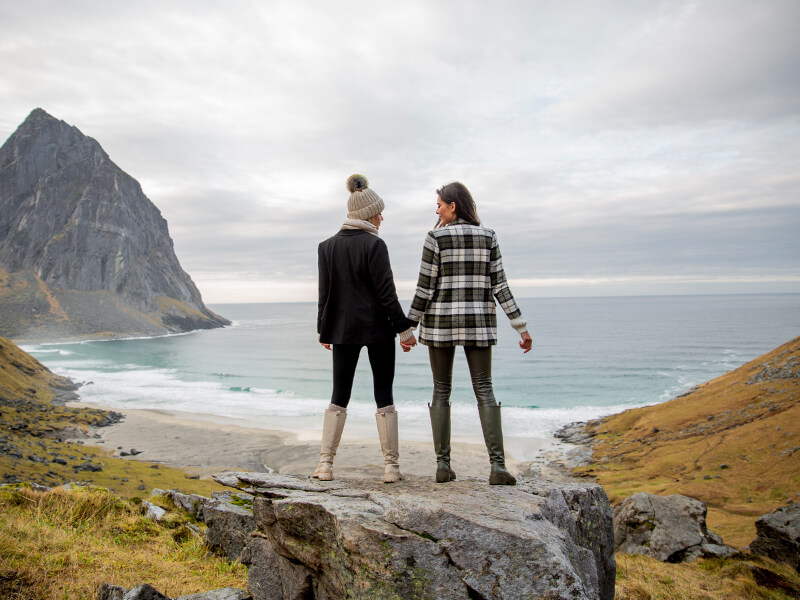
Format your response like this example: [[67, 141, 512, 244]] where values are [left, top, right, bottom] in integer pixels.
[[341, 218, 379, 236]]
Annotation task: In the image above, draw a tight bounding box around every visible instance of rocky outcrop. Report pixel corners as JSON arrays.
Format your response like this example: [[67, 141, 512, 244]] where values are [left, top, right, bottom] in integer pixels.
[[749, 502, 800, 571], [97, 583, 250, 600], [150, 487, 256, 561], [211, 472, 616, 600], [0, 108, 228, 341], [613, 492, 737, 562]]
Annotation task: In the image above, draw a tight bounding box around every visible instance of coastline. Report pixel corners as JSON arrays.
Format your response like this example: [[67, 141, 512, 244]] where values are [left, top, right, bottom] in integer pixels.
[[68, 401, 577, 481]]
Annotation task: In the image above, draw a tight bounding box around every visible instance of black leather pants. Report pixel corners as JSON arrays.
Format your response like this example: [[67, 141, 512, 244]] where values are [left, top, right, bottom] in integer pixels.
[[428, 346, 497, 408]]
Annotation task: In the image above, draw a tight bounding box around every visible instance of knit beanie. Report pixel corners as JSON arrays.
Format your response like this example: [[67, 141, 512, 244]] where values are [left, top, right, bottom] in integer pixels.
[[346, 174, 385, 220]]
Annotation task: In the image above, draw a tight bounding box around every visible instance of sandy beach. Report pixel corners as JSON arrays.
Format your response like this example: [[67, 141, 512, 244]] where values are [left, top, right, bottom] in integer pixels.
[[68, 401, 571, 481]]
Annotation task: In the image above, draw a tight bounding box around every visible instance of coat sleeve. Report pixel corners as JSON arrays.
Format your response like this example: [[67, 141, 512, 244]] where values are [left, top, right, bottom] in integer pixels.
[[317, 242, 329, 335], [368, 239, 414, 334], [407, 231, 440, 325], [489, 232, 528, 333]]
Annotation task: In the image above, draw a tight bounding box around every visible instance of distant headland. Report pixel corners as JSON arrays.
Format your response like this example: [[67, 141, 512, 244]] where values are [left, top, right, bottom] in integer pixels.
[[0, 108, 229, 342]]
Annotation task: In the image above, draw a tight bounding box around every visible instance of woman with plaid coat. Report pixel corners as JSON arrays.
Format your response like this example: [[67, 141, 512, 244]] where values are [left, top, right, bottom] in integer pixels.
[[404, 182, 532, 485]]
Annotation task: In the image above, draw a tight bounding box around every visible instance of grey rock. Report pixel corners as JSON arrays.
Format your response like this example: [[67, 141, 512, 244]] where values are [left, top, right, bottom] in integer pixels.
[[121, 584, 171, 600], [74, 461, 103, 472], [0, 108, 229, 341], [167, 490, 211, 519], [700, 543, 738, 558], [204, 496, 256, 562], [613, 492, 737, 562], [174, 587, 251, 600], [240, 536, 308, 600], [749, 502, 800, 571], [97, 583, 128, 600], [142, 500, 166, 522], [216, 472, 615, 600]]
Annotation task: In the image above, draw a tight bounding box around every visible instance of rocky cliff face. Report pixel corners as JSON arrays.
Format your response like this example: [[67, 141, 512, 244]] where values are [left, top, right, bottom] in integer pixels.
[[0, 108, 228, 341]]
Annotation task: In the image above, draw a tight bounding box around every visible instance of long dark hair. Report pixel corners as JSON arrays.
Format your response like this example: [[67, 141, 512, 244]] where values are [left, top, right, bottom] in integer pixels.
[[435, 182, 480, 227]]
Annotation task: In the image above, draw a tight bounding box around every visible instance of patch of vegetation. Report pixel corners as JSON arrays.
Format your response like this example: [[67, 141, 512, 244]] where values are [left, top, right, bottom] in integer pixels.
[[615, 552, 800, 600], [576, 336, 800, 547], [0, 485, 247, 600]]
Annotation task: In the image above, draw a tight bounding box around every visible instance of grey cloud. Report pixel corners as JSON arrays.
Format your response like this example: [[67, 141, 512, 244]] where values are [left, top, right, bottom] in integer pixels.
[[548, 0, 800, 129], [1, 1, 798, 301]]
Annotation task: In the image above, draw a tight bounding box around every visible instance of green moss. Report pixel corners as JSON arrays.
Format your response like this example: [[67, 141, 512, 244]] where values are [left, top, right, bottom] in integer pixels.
[[228, 494, 253, 508]]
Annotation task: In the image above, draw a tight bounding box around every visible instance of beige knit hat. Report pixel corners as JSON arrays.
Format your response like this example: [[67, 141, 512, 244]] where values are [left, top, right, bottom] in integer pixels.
[[346, 174, 385, 220]]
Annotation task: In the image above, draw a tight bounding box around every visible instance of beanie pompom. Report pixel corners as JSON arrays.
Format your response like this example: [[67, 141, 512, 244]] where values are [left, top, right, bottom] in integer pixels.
[[346, 174, 369, 193]]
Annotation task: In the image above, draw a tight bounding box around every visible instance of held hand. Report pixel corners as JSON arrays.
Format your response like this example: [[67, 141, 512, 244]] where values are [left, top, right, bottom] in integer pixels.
[[400, 333, 417, 352], [320, 342, 332, 351], [519, 331, 532, 354]]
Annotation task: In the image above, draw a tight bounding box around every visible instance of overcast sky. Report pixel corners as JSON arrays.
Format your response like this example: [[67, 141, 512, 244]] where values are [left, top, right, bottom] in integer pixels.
[[1, 1, 798, 303]]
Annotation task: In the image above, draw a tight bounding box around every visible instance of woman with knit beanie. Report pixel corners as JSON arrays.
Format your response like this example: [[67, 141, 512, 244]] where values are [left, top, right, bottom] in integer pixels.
[[404, 182, 532, 485], [314, 174, 416, 483]]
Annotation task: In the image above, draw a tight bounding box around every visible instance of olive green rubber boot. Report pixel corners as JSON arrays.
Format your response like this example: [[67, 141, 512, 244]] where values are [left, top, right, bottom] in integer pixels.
[[429, 403, 456, 483], [477, 403, 516, 485]]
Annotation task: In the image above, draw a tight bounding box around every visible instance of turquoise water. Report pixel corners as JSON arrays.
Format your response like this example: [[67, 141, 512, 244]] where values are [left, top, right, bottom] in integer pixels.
[[24, 295, 800, 457]]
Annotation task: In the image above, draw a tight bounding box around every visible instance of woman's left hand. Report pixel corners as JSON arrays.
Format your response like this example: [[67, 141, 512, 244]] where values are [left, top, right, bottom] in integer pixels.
[[519, 331, 532, 353]]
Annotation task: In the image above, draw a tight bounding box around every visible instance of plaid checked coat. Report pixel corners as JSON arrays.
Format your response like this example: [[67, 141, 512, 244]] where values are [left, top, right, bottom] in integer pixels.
[[408, 219, 528, 347]]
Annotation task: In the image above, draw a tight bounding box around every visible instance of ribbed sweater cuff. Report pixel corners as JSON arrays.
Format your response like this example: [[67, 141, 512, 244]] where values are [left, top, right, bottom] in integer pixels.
[[398, 328, 415, 343], [509, 316, 528, 334]]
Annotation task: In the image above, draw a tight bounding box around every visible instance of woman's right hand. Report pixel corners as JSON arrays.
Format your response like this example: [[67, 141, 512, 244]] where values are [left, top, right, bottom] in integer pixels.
[[519, 331, 532, 353]]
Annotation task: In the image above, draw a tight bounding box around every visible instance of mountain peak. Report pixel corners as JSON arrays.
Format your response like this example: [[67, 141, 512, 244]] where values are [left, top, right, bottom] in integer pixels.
[[0, 110, 228, 341]]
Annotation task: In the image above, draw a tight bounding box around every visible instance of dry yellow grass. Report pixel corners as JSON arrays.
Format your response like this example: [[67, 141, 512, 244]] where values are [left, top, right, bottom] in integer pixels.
[[0, 485, 247, 600], [576, 336, 800, 547], [615, 553, 800, 600]]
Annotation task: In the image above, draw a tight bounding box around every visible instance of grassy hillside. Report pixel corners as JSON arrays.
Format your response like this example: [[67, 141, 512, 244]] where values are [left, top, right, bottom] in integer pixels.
[[0, 484, 246, 599], [575, 335, 800, 548], [0, 335, 227, 498]]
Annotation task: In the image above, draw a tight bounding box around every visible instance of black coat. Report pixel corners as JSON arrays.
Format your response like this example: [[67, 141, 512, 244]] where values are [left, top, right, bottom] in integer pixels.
[[318, 229, 412, 345]]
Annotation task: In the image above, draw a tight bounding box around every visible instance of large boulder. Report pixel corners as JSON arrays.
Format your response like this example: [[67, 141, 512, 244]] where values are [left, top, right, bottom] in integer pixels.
[[613, 492, 736, 562], [749, 502, 800, 571], [213, 472, 616, 600], [203, 493, 256, 562]]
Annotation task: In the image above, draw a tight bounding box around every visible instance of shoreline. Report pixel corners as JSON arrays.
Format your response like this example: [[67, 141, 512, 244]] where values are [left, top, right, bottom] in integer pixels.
[[68, 401, 580, 482]]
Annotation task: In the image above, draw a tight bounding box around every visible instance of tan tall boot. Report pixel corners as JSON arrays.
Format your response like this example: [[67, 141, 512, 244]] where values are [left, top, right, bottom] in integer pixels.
[[312, 409, 347, 481], [376, 410, 404, 483]]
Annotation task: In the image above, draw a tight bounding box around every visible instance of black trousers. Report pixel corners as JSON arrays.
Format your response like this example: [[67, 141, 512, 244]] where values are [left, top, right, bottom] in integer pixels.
[[331, 340, 395, 409], [428, 346, 498, 408]]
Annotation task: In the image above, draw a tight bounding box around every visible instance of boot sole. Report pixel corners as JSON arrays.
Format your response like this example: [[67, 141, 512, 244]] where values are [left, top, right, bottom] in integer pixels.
[[489, 473, 516, 485], [436, 469, 457, 483]]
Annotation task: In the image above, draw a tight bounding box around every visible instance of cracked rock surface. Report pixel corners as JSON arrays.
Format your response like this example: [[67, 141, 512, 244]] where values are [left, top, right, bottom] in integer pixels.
[[213, 472, 615, 600]]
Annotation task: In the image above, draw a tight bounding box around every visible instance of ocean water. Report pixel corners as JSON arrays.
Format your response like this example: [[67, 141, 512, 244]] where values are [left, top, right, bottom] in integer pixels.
[[23, 295, 800, 459]]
